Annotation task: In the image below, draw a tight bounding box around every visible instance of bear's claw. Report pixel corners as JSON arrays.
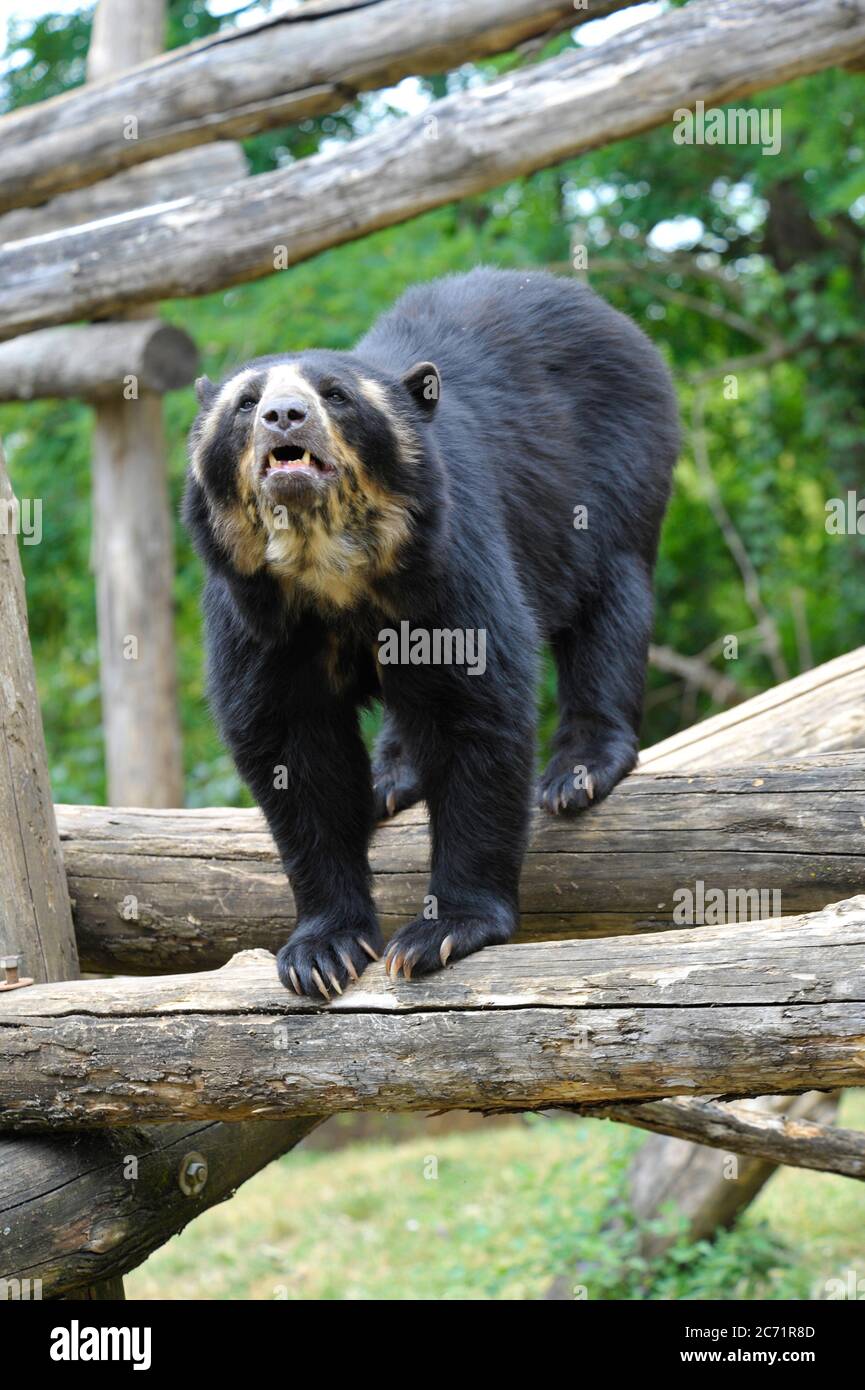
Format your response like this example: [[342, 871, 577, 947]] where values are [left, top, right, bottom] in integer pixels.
[[383, 913, 511, 981], [278, 922, 384, 998]]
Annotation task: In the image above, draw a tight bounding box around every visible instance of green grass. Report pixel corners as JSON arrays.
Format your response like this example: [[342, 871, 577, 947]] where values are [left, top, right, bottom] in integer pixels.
[[126, 1094, 865, 1301]]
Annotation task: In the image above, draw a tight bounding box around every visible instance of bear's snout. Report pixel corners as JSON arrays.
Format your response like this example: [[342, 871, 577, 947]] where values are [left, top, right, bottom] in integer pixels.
[[259, 395, 309, 435]]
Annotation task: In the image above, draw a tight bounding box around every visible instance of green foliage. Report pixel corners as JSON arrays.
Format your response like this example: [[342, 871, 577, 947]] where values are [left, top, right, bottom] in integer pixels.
[[1, 8, 91, 109]]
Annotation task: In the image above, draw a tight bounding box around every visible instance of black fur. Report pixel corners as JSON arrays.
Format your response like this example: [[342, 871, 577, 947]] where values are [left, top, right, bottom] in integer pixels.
[[183, 268, 679, 994]]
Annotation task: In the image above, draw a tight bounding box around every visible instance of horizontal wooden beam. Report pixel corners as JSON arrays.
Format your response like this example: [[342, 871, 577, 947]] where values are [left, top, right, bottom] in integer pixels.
[[0, 142, 247, 245], [57, 750, 865, 975], [0, 321, 198, 400], [587, 1095, 865, 1181], [2, 0, 864, 336], [2, 896, 864, 1128], [0, 0, 629, 215]]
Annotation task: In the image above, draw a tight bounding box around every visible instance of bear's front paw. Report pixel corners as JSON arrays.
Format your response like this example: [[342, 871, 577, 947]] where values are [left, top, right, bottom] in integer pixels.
[[384, 905, 515, 981], [277, 920, 384, 999]]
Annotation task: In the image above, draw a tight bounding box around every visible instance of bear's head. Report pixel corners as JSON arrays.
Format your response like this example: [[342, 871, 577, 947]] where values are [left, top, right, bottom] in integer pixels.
[[186, 350, 441, 611]]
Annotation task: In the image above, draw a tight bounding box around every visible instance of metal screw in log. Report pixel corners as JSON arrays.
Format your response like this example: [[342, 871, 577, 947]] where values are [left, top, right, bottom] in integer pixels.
[[178, 1152, 208, 1197], [0, 956, 34, 991]]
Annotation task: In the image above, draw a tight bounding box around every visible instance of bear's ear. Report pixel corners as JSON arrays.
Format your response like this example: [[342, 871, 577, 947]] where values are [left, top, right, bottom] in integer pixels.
[[402, 361, 440, 417], [195, 375, 216, 407]]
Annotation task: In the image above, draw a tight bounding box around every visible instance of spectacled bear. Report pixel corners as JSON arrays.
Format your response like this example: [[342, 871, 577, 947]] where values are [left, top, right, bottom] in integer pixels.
[[183, 268, 679, 998]]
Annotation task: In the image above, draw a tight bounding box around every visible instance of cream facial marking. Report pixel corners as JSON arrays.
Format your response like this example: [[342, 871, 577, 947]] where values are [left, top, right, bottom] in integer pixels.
[[358, 375, 422, 467], [358, 376, 390, 411], [190, 366, 260, 482], [257, 364, 325, 426]]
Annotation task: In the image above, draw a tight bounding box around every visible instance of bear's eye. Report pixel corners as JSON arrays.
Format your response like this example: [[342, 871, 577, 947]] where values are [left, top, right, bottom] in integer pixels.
[[237, 396, 258, 412], [324, 386, 347, 404]]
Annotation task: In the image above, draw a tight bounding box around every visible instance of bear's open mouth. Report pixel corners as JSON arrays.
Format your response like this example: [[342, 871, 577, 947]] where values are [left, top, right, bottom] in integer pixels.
[[263, 445, 336, 477]]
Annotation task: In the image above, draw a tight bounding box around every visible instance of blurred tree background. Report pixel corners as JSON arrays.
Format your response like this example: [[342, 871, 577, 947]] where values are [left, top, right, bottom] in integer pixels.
[[2, 0, 864, 808]]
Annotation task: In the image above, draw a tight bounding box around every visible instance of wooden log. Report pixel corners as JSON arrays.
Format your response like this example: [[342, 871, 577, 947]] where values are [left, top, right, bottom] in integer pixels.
[[2, 897, 865, 1129], [2, 0, 865, 336], [0, 442, 121, 1300], [0, 0, 633, 214], [0, 143, 247, 245], [0, 321, 198, 401], [1, 1116, 319, 1298], [56, 749, 865, 974], [543, 1089, 839, 1291], [640, 645, 865, 770], [587, 1095, 865, 1182], [86, 0, 185, 811]]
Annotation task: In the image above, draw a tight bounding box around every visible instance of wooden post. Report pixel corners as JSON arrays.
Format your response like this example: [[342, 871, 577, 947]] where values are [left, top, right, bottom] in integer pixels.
[[87, 0, 184, 808], [0, 443, 123, 1299]]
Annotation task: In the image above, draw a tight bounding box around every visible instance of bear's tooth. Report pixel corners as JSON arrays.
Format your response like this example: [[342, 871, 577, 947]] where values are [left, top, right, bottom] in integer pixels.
[[302, 450, 312, 465]]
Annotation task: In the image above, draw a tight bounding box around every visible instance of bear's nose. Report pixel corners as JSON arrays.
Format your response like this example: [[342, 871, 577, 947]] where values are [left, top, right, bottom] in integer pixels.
[[260, 396, 309, 432]]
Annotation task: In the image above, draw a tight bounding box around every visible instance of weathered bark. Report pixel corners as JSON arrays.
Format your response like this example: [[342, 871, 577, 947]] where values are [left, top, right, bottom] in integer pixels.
[[90, 393, 184, 806], [0, 0, 633, 214], [2, 0, 865, 337], [640, 644, 865, 770], [2, 897, 864, 1129], [0, 321, 198, 401], [0, 443, 120, 1301], [55, 749, 865, 974], [0, 449, 79, 983], [86, 0, 184, 811], [1, 1117, 320, 1298], [589, 1094, 862, 1182], [0, 143, 247, 245]]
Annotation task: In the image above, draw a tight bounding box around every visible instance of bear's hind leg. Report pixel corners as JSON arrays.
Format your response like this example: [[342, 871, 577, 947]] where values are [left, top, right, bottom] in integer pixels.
[[372, 710, 424, 821], [539, 551, 652, 815]]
